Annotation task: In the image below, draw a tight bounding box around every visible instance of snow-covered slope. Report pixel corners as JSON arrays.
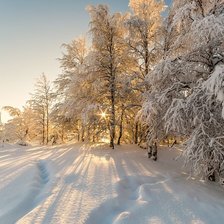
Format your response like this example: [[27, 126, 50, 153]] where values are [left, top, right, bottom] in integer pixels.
[[0, 143, 223, 224]]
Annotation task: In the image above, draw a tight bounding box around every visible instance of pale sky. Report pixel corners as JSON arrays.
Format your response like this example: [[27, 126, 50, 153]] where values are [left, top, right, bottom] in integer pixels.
[[0, 0, 171, 122]]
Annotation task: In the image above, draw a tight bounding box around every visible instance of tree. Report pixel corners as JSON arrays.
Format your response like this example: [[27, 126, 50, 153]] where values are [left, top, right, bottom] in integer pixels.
[[56, 36, 88, 97], [87, 5, 130, 148], [146, 0, 224, 181], [2, 106, 37, 143], [165, 1, 224, 182], [124, 0, 166, 146], [126, 0, 165, 83], [54, 36, 106, 143], [2, 106, 25, 142], [29, 74, 53, 144]]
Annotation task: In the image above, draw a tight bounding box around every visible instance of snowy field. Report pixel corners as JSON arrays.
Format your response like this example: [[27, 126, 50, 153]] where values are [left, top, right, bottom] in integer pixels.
[[0, 143, 224, 224]]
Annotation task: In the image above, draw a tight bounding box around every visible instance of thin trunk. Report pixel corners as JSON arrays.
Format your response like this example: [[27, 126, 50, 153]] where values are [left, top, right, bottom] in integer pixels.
[[109, 77, 116, 149], [143, 29, 149, 77], [81, 124, 85, 142], [77, 121, 81, 142], [208, 151, 216, 182], [93, 122, 96, 143], [46, 105, 49, 144], [117, 105, 124, 145], [138, 125, 145, 146], [77, 130, 80, 142], [42, 111, 45, 145], [109, 32, 116, 149], [144, 46, 149, 77], [23, 128, 29, 142], [134, 122, 138, 144]]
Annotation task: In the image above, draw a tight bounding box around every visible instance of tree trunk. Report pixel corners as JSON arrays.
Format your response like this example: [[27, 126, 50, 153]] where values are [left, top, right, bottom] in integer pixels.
[[93, 122, 96, 143], [42, 111, 45, 145], [77, 130, 80, 142], [147, 142, 158, 161], [144, 44, 149, 78], [81, 125, 85, 142], [110, 81, 116, 149], [117, 105, 124, 145], [134, 122, 138, 144], [152, 142, 158, 161], [46, 106, 49, 144]]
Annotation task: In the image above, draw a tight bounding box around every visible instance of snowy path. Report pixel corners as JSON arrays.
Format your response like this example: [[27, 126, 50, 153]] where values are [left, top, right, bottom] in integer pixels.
[[0, 143, 224, 224]]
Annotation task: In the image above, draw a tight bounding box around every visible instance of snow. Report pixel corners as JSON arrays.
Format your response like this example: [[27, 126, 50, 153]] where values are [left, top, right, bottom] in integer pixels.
[[204, 63, 224, 118], [0, 143, 224, 224]]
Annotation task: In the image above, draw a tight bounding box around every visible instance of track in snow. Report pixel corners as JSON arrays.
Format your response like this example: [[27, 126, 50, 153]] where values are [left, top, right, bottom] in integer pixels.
[[0, 160, 51, 224]]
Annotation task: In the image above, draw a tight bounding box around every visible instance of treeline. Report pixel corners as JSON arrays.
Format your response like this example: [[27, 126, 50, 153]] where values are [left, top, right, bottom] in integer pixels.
[[2, 0, 224, 183]]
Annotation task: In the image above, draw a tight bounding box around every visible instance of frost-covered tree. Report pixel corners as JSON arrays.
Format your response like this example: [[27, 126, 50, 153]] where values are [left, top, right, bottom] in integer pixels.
[[87, 5, 131, 148], [164, 42, 224, 182], [2, 107, 25, 142], [54, 36, 90, 142], [124, 0, 166, 147], [56, 35, 111, 143], [126, 0, 165, 83], [165, 2, 224, 182], [29, 74, 53, 144], [142, 0, 224, 181], [2, 106, 36, 143], [56, 36, 88, 95]]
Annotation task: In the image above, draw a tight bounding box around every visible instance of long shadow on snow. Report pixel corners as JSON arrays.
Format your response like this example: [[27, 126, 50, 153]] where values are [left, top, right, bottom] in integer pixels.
[[32, 144, 95, 223], [0, 160, 51, 224]]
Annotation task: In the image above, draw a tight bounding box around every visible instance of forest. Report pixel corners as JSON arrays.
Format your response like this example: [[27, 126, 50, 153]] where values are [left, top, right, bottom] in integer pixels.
[[1, 0, 224, 184]]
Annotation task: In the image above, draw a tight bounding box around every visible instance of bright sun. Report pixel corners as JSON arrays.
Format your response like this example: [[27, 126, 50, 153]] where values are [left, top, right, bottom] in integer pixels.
[[101, 112, 107, 118]]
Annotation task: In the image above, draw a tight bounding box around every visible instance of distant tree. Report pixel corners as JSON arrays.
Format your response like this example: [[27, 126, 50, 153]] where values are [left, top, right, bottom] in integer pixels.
[[29, 74, 53, 144], [2, 106, 35, 143], [3, 106, 24, 142]]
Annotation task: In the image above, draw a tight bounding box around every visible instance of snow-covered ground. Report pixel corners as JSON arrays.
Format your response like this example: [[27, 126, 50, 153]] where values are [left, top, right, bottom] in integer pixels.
[[0, 143, 224, 224]]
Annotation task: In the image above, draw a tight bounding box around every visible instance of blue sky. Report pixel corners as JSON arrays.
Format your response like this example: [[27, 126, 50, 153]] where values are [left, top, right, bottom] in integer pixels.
[[0, 0, 171, 121]]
